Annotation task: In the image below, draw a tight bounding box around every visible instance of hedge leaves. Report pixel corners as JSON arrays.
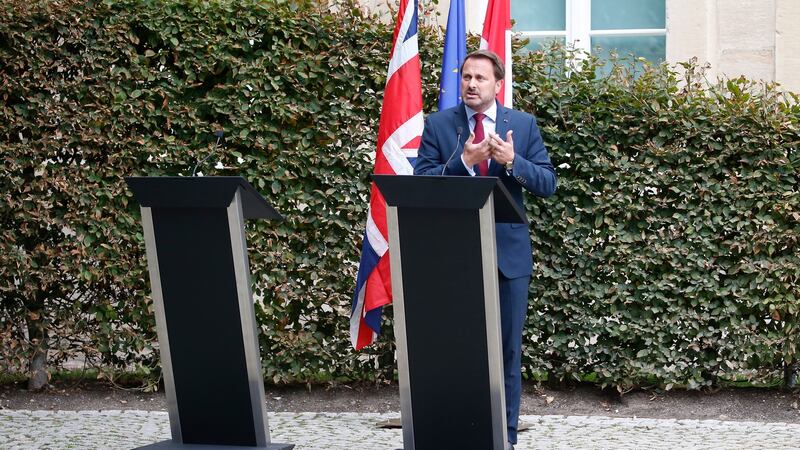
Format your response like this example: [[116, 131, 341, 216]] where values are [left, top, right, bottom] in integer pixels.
[[1, 0, 798, 390]]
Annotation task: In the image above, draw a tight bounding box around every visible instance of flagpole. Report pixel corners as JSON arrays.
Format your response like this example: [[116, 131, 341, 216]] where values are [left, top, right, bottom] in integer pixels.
[[505, 29, 513, 107]]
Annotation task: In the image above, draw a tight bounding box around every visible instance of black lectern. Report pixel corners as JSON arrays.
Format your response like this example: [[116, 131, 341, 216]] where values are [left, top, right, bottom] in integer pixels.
[[373, 175, 527, 450], [126, 176, 293, 450]]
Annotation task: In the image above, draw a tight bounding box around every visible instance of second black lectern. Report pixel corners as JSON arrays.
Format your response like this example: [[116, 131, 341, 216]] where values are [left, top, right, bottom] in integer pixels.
[[373, 175, 527, 450], [127, 176, 293, 450]]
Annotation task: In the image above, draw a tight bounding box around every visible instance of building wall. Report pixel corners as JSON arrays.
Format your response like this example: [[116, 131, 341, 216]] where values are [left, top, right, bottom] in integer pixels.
[[775, 0, 800, 93], [354, 0, 450, 27], [667, 0, 800, 92], [358, 0, 800, 93]]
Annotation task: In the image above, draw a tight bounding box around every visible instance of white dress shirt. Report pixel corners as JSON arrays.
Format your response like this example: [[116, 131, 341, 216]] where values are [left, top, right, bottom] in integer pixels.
[[461, 102, 497, 175]]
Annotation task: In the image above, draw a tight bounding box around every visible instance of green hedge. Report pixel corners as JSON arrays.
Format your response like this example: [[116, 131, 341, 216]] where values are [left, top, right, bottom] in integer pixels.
[[1, 0, 798, 390], [516, 51, 800, 389]]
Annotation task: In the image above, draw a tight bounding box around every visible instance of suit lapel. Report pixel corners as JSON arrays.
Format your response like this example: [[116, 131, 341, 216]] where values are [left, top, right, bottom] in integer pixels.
[[494, 103, 510, 141], [454, 105, 470, 149], [490, 103, 511, 176]]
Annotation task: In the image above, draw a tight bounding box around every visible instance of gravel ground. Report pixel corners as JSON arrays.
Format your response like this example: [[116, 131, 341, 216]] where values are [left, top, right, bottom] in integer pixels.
[[3, 410, 800, 450]]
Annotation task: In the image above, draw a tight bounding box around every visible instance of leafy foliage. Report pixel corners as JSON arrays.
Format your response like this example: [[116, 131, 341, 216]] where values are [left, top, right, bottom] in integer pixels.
[[1, 1, 798, 390], [516, 48, 800, 390], [0, 0, 443, 385]]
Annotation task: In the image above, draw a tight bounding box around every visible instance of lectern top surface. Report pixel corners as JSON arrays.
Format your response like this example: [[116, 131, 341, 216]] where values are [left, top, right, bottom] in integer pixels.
[[373, 175, 527, 224], [126, 176, 282, 220]]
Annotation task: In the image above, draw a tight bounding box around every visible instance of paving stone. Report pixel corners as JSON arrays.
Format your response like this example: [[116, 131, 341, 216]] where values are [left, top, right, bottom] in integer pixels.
[[1, 410, 799, 449]]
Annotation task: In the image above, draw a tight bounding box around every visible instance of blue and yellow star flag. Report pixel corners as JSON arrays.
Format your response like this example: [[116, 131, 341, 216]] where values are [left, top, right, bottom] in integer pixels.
[[438, 0, 467, 110]]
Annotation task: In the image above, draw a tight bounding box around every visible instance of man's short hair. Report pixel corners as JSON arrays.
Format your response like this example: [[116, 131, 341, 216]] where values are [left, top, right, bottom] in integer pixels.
[[461, 49, 505, 81]]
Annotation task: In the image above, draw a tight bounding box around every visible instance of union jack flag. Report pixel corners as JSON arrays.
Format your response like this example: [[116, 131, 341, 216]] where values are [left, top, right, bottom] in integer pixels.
[[350, 0, 423, 350]]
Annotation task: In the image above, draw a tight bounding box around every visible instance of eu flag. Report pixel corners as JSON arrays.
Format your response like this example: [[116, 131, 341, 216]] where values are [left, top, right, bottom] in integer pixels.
[[438, 0, 467, 111]]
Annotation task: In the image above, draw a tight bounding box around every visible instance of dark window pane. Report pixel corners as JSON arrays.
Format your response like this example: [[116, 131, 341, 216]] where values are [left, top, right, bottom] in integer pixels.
[[512, 0, 566, 31], [592, 0, 665, 30], [592, 35, 666, 75], [521, 36, 567, 52]]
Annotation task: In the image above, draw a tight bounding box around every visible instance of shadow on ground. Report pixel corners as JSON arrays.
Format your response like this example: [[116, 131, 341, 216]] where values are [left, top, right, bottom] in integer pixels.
[[1, 380, 798, 424]]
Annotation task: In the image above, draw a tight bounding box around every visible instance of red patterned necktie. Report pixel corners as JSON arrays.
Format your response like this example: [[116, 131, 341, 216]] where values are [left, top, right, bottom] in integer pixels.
[[473, 112, 488, 176]]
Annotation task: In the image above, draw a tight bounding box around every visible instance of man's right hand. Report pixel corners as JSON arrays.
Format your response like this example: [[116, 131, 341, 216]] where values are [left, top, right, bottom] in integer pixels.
[[462, 132, 492, 167]]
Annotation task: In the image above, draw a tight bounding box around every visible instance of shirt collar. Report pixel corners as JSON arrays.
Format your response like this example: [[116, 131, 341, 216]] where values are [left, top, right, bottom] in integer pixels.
[[464, 101, 497, 123]]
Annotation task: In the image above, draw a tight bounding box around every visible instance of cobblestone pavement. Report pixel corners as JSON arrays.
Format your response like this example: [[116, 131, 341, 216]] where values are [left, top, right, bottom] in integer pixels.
[[1, 410, 799, 449]]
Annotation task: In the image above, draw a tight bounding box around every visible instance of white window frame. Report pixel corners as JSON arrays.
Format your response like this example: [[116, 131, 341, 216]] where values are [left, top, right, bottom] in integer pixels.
[[515, 0, 667, 60]]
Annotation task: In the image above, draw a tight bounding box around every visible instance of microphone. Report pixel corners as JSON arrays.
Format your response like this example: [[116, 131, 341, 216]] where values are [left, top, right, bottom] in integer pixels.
[[440, 126, 464, 176], [191, 129, 224, 177]]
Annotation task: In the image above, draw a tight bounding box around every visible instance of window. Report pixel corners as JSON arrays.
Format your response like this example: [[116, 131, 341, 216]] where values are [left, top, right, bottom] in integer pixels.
[[512, 0, 666, 68]]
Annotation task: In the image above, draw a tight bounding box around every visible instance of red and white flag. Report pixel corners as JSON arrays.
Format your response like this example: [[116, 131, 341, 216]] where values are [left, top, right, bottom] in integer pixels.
[[480, 0, 513, 107], [350, 0, 423, 350]]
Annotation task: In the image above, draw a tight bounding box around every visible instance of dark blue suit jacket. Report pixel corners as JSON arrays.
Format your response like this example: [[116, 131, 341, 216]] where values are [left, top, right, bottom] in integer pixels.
[[414, 102, 557, 279]]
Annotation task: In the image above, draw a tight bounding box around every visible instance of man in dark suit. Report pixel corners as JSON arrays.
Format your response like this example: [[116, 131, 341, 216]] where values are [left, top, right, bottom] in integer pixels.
[[414, 49, 557, 449]]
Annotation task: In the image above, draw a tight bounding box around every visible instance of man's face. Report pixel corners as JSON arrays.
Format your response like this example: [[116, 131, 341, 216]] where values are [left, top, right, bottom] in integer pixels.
[[461, 56, 502, 113]]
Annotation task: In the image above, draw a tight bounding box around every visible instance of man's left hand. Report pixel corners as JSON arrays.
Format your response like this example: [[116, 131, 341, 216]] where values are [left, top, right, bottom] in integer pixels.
[[489, 130, 515, 166]]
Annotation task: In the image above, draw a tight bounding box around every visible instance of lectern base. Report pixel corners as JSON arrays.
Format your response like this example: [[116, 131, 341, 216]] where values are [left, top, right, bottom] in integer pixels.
[[135, 440, 294, 450]]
